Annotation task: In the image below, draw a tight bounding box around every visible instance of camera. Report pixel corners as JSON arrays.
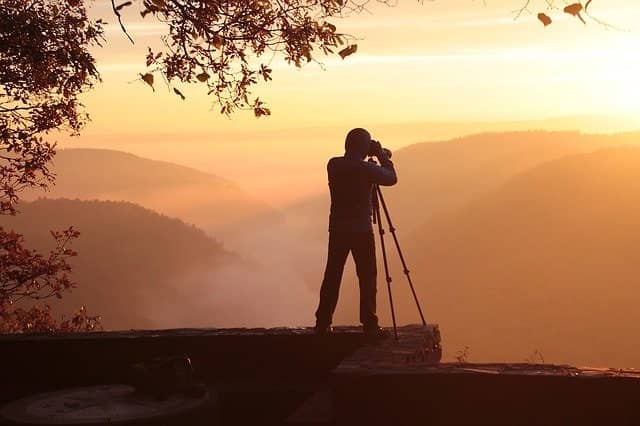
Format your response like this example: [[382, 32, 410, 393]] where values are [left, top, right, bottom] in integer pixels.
[[369, 140, 392, 159]]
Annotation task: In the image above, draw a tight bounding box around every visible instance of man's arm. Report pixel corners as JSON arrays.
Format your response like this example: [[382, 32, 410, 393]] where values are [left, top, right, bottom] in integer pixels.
[[364, 151, 397, 186]]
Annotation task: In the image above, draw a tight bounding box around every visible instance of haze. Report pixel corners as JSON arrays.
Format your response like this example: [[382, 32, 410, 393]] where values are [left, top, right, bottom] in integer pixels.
[[14, 1, 640, 368]]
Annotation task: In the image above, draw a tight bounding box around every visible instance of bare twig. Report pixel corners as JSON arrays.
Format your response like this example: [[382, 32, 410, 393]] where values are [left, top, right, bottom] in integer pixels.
[[513, 0, 532, 20], [110, 0, 135, 44]]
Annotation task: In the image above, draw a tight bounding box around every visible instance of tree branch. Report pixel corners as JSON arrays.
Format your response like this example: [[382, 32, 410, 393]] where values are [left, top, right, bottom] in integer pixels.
[[111, 0, 135, 44]]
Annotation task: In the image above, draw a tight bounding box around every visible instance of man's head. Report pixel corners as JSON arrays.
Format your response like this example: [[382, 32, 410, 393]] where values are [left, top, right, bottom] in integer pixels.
[[344, 128, 371, 159]]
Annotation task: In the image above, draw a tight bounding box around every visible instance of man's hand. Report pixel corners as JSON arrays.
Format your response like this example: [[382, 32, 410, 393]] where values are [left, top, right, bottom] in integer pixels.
[[371, 140, 392, 159]]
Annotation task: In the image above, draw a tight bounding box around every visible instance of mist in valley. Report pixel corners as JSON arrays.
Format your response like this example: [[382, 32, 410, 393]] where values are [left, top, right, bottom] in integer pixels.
[[15, 125, 640, 369]]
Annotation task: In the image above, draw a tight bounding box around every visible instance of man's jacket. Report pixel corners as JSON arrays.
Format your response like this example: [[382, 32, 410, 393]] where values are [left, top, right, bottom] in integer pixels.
[[327, 153, 397, 233]]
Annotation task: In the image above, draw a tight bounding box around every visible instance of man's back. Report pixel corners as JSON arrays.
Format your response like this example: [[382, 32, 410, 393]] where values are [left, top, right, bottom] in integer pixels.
[[327, 154, 397, 233]]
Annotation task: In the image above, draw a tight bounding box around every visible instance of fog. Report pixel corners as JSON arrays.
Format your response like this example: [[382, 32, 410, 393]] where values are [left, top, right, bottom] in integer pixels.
[[21, 123, 640, 368], [194, 217, 326, 328]]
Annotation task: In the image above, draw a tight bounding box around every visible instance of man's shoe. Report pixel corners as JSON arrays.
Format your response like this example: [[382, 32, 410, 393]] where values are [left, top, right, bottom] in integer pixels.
[[363, 325, 388, 339], [314, 325, 333, 336]]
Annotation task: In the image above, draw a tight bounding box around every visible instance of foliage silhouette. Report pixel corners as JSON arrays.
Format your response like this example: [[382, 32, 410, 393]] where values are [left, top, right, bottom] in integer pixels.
[[0, 0, 103, 333], [0, 226, 100, 333], [127, 0, 374, 116]]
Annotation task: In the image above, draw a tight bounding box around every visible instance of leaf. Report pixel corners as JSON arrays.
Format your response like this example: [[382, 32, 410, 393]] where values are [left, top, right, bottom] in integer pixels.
[[212, 34, 223, 49], [254, 107, 271, 118], [260, 65, 272, 82], [564, 3, 586, 24], [301, 47, 312, 63], [196, 72, 210, 82], [338, 44, 358, 60], [564, 3, 587, 23], [140, 73, 154, 91], [115, 1, 132, 11], [537, 13, 552, 26], [564, 3, 583, 16], [173, 88, 186, 100]]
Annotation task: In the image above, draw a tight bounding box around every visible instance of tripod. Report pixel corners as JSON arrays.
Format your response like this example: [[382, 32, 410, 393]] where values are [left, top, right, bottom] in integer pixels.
[[371, 183, 427, 340]]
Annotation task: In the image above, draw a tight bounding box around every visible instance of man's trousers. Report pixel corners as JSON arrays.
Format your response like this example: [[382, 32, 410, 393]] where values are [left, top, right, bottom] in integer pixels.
[[315, 231, 379, 328]]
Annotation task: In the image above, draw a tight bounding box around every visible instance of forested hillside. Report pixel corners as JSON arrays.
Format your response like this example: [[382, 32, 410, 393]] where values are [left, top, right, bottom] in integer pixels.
[[24, 149, 280, 239], [2, 199, 235, 330]]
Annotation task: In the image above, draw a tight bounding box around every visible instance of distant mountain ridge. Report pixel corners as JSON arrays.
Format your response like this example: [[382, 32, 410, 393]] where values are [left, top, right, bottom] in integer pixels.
[[292, 131, 640, 240], [24, 148, 280, 239], [387, 130, 640, 231], [52, 116, 639, 206]]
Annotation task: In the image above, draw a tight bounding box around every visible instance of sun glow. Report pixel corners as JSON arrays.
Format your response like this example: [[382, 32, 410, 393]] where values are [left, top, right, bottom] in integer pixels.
[[592, 37, 640, 115]]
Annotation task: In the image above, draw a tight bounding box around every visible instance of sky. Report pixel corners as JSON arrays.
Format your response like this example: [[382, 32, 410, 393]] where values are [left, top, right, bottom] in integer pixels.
[[58, 0, 640, 204]]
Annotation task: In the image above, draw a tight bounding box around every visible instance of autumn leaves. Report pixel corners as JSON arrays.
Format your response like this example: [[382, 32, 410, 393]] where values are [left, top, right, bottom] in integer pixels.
[[537, 1, 594, 27]]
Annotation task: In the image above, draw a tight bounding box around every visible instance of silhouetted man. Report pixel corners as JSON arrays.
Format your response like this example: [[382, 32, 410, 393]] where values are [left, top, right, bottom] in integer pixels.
[[315, 128, 397, 336]]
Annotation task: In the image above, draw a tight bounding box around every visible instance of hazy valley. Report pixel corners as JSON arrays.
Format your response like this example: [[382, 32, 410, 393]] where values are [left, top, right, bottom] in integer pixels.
[[14, 129, 640, 368]]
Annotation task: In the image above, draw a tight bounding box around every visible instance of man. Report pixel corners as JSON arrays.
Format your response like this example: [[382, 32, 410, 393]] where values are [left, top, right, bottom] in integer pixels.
[[315, 128, 397, 336]]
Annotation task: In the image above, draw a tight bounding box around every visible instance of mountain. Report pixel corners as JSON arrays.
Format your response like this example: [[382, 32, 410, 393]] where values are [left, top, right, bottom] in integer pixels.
[[2, 198, 318, 330], [24, 148, 280, 240], [49, 115, 640, 206], [385, 131, 640, 232], [2, 199, 235, 330], [292, 131, 640, 241], [385, 146, 640, 368], [283, 131, 640, 328]]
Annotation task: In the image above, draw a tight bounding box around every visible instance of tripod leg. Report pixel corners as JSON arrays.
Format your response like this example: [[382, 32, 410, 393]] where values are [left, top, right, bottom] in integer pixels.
[[376, 186, 427, 326], [373, 187, 398, 340]]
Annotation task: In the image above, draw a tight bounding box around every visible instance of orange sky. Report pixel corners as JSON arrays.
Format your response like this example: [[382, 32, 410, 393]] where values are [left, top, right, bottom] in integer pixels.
[[79, 0, 640, 132], [58, 0, 640, 204]]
